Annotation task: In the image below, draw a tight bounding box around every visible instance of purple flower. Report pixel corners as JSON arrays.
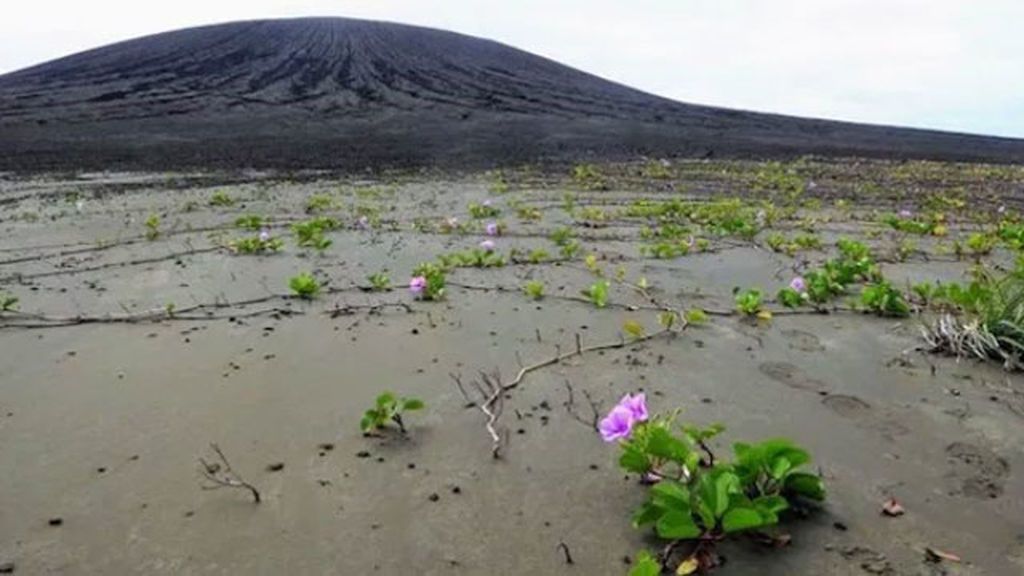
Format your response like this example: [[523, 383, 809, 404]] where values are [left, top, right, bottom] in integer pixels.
[[898, 209, 912, 219], [789, 276, 807, 293], [258, 229, 271, 243], [482, 199, 492, 207], [446, 216, 459, 228], [619, 393, 648, 423], [358, 215, 370, 229], [599, 405, 635, 442], [480, 239, 495, 252], [409, 276, 427, 295], [485, 222, 499, 236]]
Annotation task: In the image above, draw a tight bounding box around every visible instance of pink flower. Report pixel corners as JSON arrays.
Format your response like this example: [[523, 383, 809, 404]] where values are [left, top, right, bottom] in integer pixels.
[[446, 217, 459, 228], [258, 229, 271, 243], [790, 276, 806, 293], [357, 216, 370, 229], [898, 209, 912, 219], [599, 405, 635, 442], [409, 276, 427, 295], [485, 222, 499, 236], [482, 199, 492, 207], [480, 239, 495, 252], [619, 393, 648, 423]]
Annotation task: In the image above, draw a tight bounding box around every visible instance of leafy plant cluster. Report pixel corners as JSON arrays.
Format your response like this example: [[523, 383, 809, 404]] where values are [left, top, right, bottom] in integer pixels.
[[764, 232, 821, 255], [438, 248, 507, 269], [235, 214, 265, 231], [289, 272, 321, 299], [411, 262, 447, 301], [230, 234, 284, 255], [777, 239, 910, 316], [305, 194, 335, 214], [619, 412, 825, 575], [468, 201, 501, 219], [523, 280, 545, 300], [360, 392, 425, 435], [292, 217, 339, 251], [921, 262, 1024, 369], [626, 198, 765, 240], [550, 226, 582, 259], [366, 272, 391, 292], [582, 280, 611, 308], [209, 191, 235, 207], [882, 212, 946, 236], [572, 163, 608, 190]]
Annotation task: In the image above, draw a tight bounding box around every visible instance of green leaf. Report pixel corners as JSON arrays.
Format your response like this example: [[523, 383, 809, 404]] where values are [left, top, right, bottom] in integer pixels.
[[619, 444, 651, 474], [655, 510, 701, 539], [721, 507, 766, 533], [784, 472, 826, 501], [753, 495, 789, 515], [651, 481, 690, 510], [402, 398, 425, 411], [359, 413, 376, 432], [629, 551, 661, 576], [631, 501, 663, 528], [647, 427, 692, 465], [376, 392, 396, 410], [770, 456, 793, 480]]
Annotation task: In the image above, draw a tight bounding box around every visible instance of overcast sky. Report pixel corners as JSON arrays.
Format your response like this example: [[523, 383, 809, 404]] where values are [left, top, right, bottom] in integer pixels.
[[2, 1, 1021, 137]]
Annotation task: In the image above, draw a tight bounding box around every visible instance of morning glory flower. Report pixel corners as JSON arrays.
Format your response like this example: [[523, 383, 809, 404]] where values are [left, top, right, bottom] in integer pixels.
[[599, 404, 635, 442], [619, 393, 648, 423], [446, 217, 459, 228], [358, 215, 370, 229], [790, 276, 807, 293], [409, 276, 427, 295], [485, 222, 499, 236], [898, 209, 912, 219], [258, 229, 271, 242], [480, 239, 495, 252], [482, 199, 492, 207]]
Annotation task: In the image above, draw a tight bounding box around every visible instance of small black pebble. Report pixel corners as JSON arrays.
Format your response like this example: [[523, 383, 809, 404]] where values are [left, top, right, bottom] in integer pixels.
[[833, 521, 848, 531], [0, 561, 14, 574], [376, 457, 385, 463], [451, 486, 461, 494], [411, 328, 419, 335], [428, 493, 440, 502], [96, 467, 106, 474], [266, 462, 285, 472], [589, 464, 599, 470], [184, 511, 194, 518], [407, 463, 416, 469], [318, 443, 335, 452], [356, 451, 371, 458], [517, 428, 526, 435], [48, 518, 63, 526]]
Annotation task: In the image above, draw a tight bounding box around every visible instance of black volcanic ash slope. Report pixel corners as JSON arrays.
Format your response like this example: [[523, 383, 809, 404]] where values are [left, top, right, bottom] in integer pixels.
[[1, 17, 1022, 170]]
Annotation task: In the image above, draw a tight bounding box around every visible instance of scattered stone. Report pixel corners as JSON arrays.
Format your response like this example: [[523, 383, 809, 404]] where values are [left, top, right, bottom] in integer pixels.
[[428, 493, 440, 502], [356, 451, 371, 458], [265, 462, 285, 472], [48, 517, 63, 526]]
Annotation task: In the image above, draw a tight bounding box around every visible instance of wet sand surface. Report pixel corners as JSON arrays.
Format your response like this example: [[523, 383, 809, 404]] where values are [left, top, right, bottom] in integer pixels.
[[1, 160, 1023, 574]]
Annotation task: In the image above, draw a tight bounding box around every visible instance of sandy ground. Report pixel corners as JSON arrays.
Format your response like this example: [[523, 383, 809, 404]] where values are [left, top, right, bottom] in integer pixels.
[[1, 160, 1023, 575]]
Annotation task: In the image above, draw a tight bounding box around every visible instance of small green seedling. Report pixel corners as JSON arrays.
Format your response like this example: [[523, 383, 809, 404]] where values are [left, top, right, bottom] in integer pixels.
[[144, 214, 160, 240], [367, 272, 391, 292], [734, 288, 764, 317], [209, 191, 235, 207], [289, 273, 321, 300], [860, 281, 910, 317], [1, 292, 18, 312], [582, 280, 610, 308], [360, 392, 425, 435], [235, 215, 265, 230], [468, 201, 500, 219], [523, 280, 545, 300]]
